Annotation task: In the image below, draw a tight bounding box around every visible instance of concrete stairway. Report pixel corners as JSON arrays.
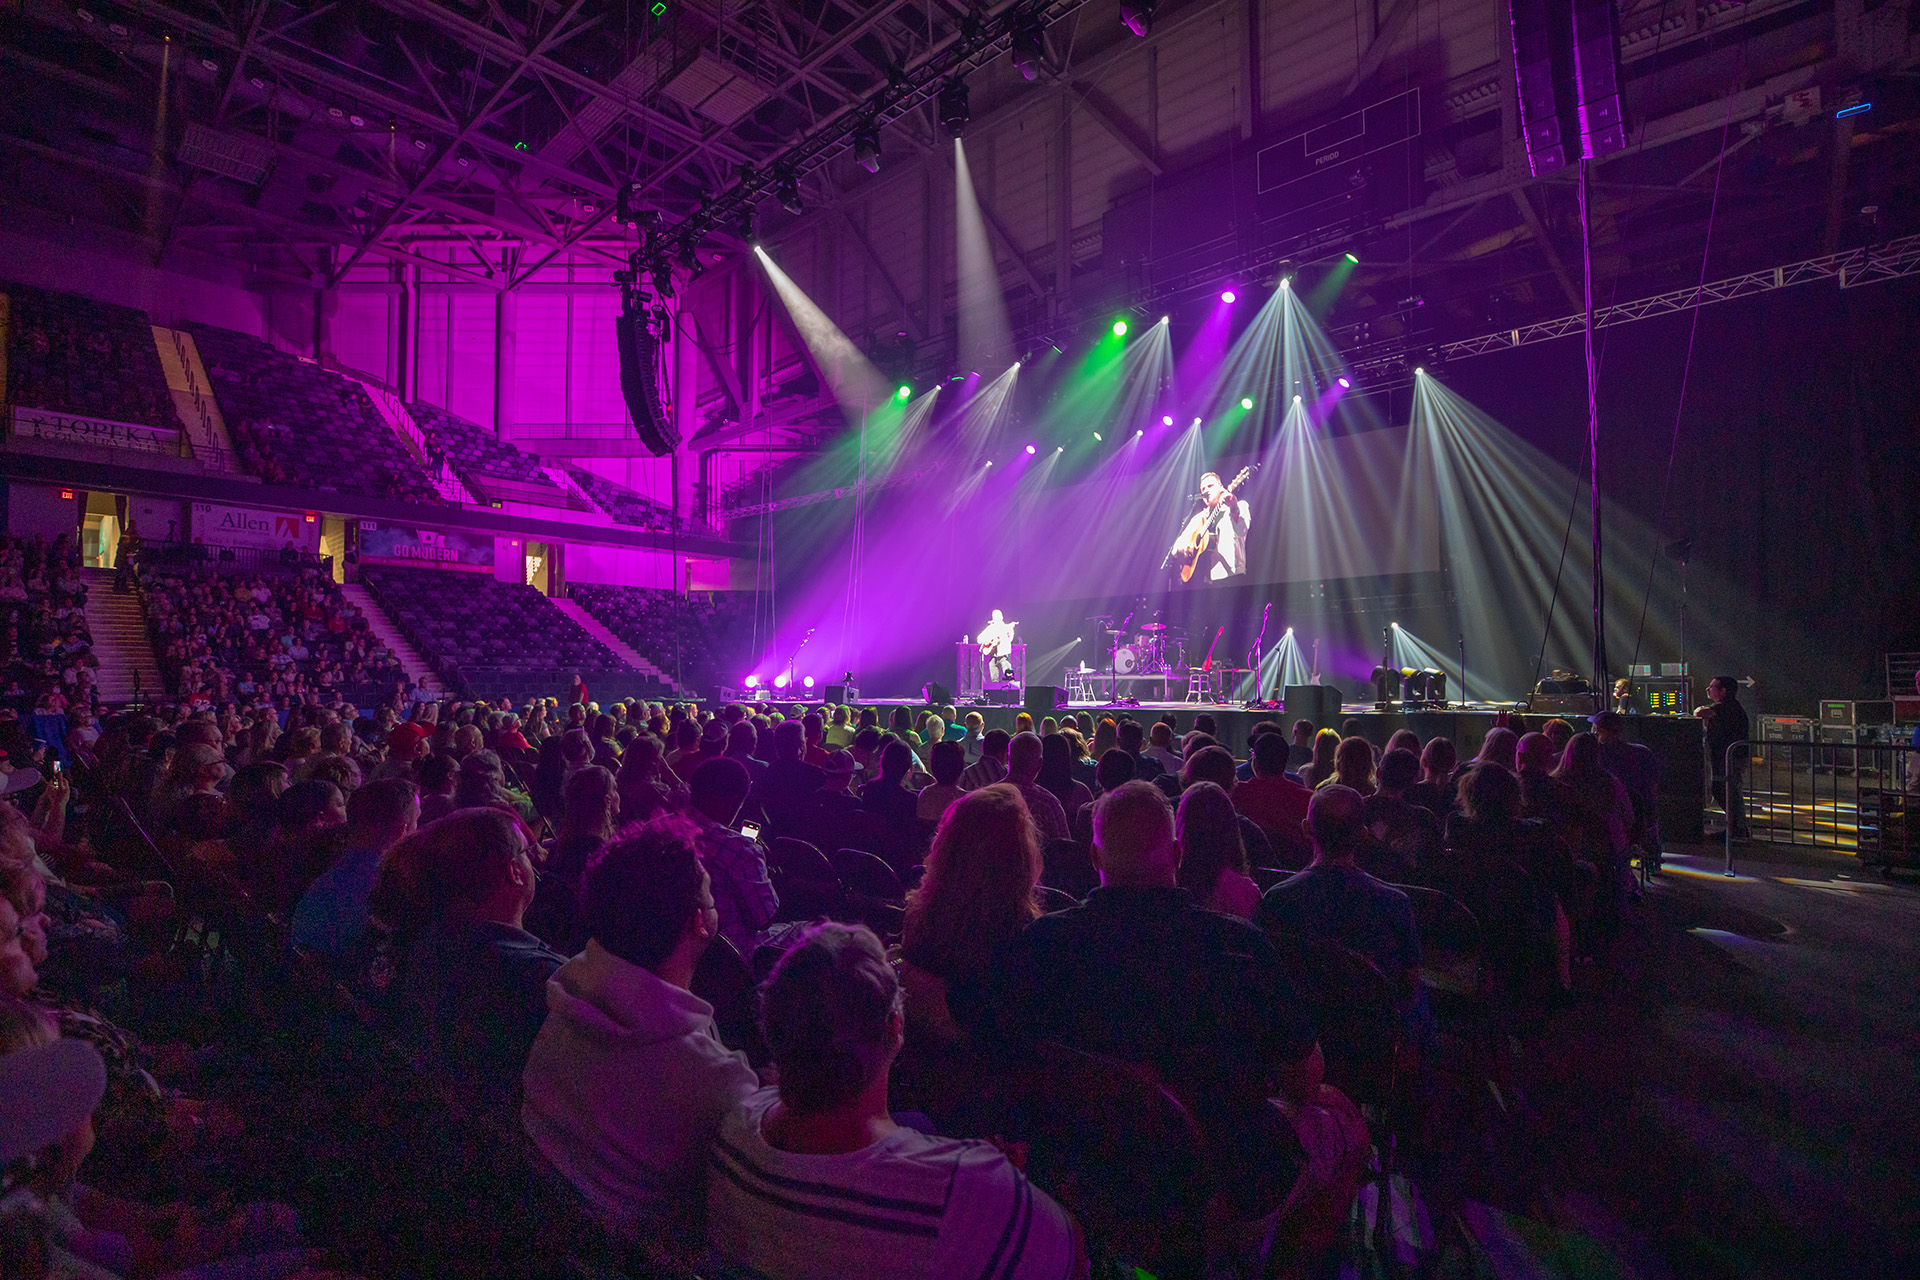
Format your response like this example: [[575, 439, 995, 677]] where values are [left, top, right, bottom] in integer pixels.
[[341, 583, 445, 695], [550, 596, 679, 692], [79, 569, 163, 704]]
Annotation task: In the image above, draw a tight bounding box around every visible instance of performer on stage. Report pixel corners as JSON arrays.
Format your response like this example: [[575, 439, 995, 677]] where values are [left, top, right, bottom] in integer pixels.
[[1168, 470, 1252, 582], [978, 609, 1018, 682]]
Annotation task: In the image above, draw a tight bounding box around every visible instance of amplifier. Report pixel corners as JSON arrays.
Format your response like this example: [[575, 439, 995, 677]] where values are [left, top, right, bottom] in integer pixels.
[[984, 687, 1024, 706], [1024, 685, 1068, 714], [1758, 715, 1812, 743], [822, 684, 859, 705], [1527, 693, 1600, 716], [1283, 685, 1343, 732], [1819, 699, 1893, 726]]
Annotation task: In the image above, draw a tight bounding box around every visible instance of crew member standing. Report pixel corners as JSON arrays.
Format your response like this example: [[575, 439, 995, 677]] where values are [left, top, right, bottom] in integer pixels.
[[1695, 674, 1750, 838]]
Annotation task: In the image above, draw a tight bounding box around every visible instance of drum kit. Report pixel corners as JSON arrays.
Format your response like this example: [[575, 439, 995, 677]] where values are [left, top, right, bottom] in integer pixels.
[[1109, 622, 1185, 676]]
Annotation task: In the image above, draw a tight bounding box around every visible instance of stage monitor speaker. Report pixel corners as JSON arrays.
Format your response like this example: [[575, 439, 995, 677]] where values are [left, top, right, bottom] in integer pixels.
[[1284, 685, 1342, 731], [614, 308, 680, 456], [822, 684, 858, 705], [922, 681, 952, 706], [985, 688, 1023, 706], [1024, 685, 1068, 715]]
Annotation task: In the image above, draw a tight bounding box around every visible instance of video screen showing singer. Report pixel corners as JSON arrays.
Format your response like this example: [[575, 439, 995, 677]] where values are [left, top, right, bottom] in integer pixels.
[[1167, 468, 1252, 583]]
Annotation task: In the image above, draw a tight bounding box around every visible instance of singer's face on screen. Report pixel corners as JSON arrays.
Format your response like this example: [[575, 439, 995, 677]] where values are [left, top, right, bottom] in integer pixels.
[[1200, 474, 1224, 506]]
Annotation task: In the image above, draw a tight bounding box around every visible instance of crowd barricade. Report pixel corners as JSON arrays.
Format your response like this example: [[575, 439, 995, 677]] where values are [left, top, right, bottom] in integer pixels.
[[1740, 737, 1916, 869]]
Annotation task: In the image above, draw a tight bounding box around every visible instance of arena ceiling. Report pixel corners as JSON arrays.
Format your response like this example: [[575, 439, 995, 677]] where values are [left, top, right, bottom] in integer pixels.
[[1, 0, 1917, 370]]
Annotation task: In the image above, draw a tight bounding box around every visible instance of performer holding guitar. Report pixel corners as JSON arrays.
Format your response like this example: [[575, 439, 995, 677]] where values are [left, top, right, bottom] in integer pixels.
[[977, 609, 1018, 682], [1167, 466, 1253, 583]]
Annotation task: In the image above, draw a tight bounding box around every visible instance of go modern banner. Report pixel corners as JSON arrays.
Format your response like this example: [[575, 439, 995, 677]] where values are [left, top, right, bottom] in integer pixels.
[[357, 520, 495, 572]]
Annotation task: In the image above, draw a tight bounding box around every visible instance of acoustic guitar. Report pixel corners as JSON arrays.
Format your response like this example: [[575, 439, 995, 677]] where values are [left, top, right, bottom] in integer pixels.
[[1170, 465, 1253, 583]]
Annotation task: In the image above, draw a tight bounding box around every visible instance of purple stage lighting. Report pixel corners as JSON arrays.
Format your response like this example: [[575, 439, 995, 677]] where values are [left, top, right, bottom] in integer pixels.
[[1161, 414, 1174, 426], [1220, 289, 1236, 303], [802, 675, 815, 689], [1025, 444, 1036, 454], [743, 674, 760, 688], [773, 673, 790, 689], [1337, 376, 1351, 389]]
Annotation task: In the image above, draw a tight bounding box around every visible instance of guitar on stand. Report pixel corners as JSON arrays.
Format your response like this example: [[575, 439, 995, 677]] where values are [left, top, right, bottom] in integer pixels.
[[1167, 464, 1255, 583]]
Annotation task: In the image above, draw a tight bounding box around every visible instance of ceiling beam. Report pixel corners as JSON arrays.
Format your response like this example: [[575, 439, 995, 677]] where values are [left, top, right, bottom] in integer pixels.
[[1343, 0, 1417, 99], [1510, 188, 1583, 311], [838, 210, 928, 342]]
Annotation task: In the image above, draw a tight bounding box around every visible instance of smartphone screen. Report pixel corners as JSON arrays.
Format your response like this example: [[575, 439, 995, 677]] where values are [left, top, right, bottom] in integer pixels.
[[50, 761, 61, 775], [739, 821, 760, 842]]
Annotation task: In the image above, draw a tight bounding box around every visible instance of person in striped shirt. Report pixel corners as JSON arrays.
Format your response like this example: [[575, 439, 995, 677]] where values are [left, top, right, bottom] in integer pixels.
[[708, 922, 1084, 1280]]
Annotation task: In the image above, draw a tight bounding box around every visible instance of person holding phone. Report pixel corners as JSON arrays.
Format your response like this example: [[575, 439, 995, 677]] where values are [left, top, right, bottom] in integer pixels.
[[686, 758, 778, 954]]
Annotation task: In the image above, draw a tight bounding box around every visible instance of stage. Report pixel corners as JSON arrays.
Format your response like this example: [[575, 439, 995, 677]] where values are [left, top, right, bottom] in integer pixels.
[[737, 696, 1709, 842]]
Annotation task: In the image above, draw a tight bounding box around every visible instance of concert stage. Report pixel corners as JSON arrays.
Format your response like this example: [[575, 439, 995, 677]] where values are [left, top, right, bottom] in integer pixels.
[[739, 697, 1709, 842]]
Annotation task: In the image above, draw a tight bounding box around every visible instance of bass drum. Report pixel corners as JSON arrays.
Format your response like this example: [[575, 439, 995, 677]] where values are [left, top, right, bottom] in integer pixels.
[[1113, 645, 1143, 675]]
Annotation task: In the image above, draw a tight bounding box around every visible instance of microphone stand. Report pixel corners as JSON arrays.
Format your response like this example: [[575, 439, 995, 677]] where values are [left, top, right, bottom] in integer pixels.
[[1457, 634, 1467, 708], [781, 628, 816, 691]]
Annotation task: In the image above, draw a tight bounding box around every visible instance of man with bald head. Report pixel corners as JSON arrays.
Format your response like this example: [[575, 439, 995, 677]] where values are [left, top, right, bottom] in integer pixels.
[[1004, 730, 1070, 842], [970, 780, 1335, 1221]]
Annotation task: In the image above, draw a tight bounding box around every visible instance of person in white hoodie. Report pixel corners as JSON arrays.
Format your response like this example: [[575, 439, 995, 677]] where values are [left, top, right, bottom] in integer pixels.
[[521, 814, 759, 1258]]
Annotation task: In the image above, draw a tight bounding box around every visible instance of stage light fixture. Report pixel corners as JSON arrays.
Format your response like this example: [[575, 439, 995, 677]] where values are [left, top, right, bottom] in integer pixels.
[[1344, 252, 1359, 264], [896, 383, 912, 400], [1010, 15, 1047, 81], [1391, 621, 1400, 629], [1162, 414, 1173, 426], [1293, 394, 1302, 403], [1240, 397, 1254, 409], [1112, 319, 1128, 337], [1159, 316, 1168, 324], [1280, 276, 1291, 289], [774, 173, 803, 215], [1025, 444, 1036, 454], [1337, 376, 1351, 389], [803, 675, 815, 689], [1191, 417, 1201, 427], [1220, 289, 1236, 303], [1053, 446, 1063, 453], [1120, 0, 1156, 37], [744, 674, 760, 688], [1134, 429, 1143, 437], [1093, 432, 1103, 441], [773, 673, 790, 689], [937, 79, 971, 138], [853, 125, 881, 173], [737, 206, 756, 244], [1414, 366, 1425, 376]]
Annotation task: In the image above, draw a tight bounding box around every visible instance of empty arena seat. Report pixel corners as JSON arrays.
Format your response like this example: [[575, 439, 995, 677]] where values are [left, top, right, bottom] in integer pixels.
[[568, 584, 755, 693]]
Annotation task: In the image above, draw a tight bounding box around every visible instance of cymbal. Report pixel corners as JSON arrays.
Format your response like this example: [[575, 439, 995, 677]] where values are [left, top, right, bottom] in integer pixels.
[[1139, 623, 1167, 632]]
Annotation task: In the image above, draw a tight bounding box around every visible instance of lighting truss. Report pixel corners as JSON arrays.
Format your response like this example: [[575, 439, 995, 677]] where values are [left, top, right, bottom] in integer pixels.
[[1345, 233, 1920, 388]]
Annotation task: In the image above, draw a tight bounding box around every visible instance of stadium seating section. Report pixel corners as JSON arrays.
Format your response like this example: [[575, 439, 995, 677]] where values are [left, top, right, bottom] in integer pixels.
[[2, 282, 175, 428], [569, 584, 754, 694], [565, 465, 679, 531], [406, 400, 559, 493], [361, 565, 668, 703], [187, 323, 440, 501]]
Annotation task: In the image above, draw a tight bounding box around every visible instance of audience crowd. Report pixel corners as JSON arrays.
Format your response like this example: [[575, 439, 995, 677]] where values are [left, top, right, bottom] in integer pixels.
[[0, 673, 1666, 1280], [0, 533, 100, 719]]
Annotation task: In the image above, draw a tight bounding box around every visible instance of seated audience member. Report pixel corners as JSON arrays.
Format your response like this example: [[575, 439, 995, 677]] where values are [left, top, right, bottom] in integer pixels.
[[1005, 732, 1070, 843], [1117, 719, 1163, 783], [756, 720, 825, 829], [848, 727, 886, 788], [1541, 718, 1576, 754], [522, 817, 759, 1252], [823, 704, 855, 749], [1474, 726, 1520, 775], [527, 765, 619, 956], [800, 713, 831, 767], [1553, 732, 1635, 923], [1258, 785, 1421, 1007], [416, 752, 460, 825], [899, 784, 1043, 1045], [1298, 728, 1341, 789], [1034, 731, 1094, 824], [1385, 728, 1421, 759], [957, 728, 1011, 791], [1405, 736, 1459, 814], [1360, 747, 1442, 881], [972, 781, 1350, 1221], [1070, 749, 1135, 848], [915, 740, 967, 822], [859, 740, 920, 830], [1233, 732, 1314, 866], [1174, 781, 1261, 918], [371, 808, 567, 1118], [1142, 720, 1184, 776], [1325, 735, 1377, 796], [1592, 710, 1660, 866], [1438, 765, 1570, 998], [1179, 746, 1274, 869], [687, 758, 778, 955], [615, 734, 679, 825], [664, 720, 701, 773], [291, 778, 421, 961], [245, 778, 348, 912], [1288, 720, 1317, 769], [1516, 732, 1576, 825], [724, 722, 768, 785], [707, 922, 1080, 1280]]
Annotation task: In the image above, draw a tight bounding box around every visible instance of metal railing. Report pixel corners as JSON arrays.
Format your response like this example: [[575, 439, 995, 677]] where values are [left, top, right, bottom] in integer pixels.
[[1738, 736, 1916, 869], [133, 541, 334, 579]]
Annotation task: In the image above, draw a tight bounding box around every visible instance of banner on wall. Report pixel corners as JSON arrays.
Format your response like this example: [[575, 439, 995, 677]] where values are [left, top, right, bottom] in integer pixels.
[[189, 502, 319, 552], [357, 520, 495, 572]]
